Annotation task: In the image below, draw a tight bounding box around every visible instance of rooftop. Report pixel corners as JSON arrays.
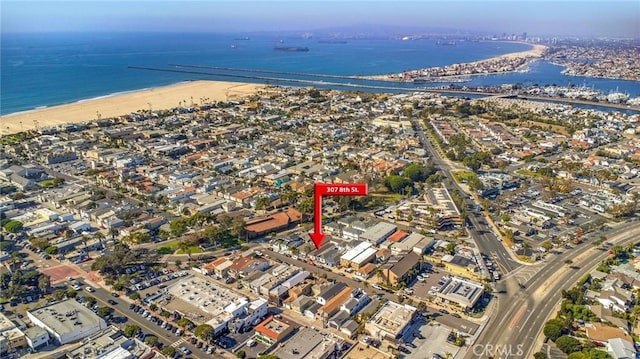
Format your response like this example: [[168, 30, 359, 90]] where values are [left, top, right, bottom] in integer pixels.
[[168, 276, 247, 326], [255, 315, 293, 340], [367, 300, 415, 337], [27, 299, 106, 336], [437, 276, 484, 309]]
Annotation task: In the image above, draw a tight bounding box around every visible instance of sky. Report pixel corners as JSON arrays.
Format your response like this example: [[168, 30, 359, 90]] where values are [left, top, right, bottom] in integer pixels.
[[2, 1, 639, 38]]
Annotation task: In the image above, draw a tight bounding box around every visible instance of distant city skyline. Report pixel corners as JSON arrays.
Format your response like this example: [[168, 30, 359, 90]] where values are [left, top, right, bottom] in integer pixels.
[[2, 1, 639, 38]]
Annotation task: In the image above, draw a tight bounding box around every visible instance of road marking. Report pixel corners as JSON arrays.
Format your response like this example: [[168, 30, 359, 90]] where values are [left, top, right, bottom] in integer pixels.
[[172, 337, 188, 348], [519, 309, 535, 333], [509, 305, 528, 330]]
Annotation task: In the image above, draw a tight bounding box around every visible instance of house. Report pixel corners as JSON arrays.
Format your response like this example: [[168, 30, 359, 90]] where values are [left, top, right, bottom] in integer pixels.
[[202, 257, 234, 277], [607, 338, 636, 359], [596, 289, 632, 313], [228, 256, 270, 279], [316, 283, 348, 305], [586, 323, 633, 345], [318, 287, 353, 319]]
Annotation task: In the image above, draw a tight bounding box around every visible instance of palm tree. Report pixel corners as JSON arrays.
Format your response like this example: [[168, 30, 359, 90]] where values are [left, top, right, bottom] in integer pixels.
[[94, 231, 106, 250], [375, 267, 387, 286]]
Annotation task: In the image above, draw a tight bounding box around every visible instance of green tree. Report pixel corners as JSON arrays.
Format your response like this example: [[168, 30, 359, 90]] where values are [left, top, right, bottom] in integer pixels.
[[255, 196, 271, 210], [384, 175, 413, 194], [231, 217, 246, 239], [162, 347, 177, 357], [445, 242, 457, 255], [3, 220, 23, 233], [543, 319, 564, 341], [144, 335, 158, 347], [66, 288, 77, 298], [237, 350, 247, 359], [44, 246, 59, 255], [257, 355, 280, 359], [38, 274, 51, 293], [52, 289, 65, 301], [533, 352, 549, 359], [177, 318, 193, 328], [129, 292, 140, 300], [83, 296, 97, 307], [555, 336, 581, 354], [169, 218, 188, 237], [97, 306, 112, 318], [567, 352, 588, 359], [123, 324, 141, 338], [194, 324, 214, 341]]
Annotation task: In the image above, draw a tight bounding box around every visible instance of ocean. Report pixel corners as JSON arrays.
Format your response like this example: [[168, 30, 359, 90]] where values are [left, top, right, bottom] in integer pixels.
[[2, 32, 640, 115]]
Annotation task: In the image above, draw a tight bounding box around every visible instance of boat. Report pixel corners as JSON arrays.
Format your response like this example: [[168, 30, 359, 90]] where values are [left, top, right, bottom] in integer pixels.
[[318, 40, 347, 44], [274, 47, 309, 52], [234, 36, 250, 40], [436, 40, 457, 46]]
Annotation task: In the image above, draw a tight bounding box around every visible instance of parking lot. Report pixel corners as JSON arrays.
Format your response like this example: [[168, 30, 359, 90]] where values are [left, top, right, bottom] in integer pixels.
[[402, 316, 462, 359]]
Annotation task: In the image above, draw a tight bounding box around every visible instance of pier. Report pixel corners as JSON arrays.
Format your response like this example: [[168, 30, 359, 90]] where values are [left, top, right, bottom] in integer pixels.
[[128, 65, 640, 112]]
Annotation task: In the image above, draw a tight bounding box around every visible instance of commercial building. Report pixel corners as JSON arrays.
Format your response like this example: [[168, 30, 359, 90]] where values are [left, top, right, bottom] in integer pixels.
[[167, 276, 259, 336], [390, 232, 435, 255], [27, 299, 107, 345], [360, 222, 397, 246], [23, 326, 49, 351], [435, 276, 485, 311], [272, 327, 343, 359], [381, 252, 421, 286], [365, 301, 416, 342], [339, 241, 377, 269], [67, 325, 161, 359], [254, 315, 294, 346], [423, 188, 461, 229]]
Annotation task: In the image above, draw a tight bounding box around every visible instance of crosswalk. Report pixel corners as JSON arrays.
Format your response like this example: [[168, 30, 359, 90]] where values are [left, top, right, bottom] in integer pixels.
[[171, 337, 188, 348]]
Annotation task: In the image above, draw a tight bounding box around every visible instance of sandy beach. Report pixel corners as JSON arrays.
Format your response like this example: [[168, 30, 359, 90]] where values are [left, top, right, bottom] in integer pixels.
[[475, 43, 547, 62], [366, 42, 548, 81], [0, 80, 262, 135]]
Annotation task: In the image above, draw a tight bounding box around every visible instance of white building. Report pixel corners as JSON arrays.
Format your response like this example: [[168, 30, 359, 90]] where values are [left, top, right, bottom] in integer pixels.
[[27, 299, 107, 345], [365, 301, 416, 342], [23, 326, 49, 350], [607, 338, 636, 359]]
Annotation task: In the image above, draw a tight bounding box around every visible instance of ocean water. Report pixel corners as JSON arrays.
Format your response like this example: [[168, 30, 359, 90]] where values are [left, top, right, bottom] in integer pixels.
[[2, 32, 640, 115]]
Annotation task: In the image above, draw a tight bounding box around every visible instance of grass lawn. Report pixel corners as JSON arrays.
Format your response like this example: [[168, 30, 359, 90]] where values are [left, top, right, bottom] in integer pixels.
[[175, 246, 203, 254], [452, 170, 477, 183]]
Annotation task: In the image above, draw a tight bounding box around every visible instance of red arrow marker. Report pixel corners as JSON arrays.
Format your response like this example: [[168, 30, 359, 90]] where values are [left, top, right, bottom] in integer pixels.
[[309, 183, 368, 249]]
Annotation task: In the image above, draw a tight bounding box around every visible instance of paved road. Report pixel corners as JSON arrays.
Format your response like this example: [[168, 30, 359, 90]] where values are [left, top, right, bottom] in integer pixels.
[[411, 118, 521, 274], [467, 221, 640, 359]]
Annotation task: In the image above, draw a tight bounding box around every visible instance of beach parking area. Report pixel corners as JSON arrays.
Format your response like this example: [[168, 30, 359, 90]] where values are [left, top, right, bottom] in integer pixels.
[[0, 80, 262, 135]]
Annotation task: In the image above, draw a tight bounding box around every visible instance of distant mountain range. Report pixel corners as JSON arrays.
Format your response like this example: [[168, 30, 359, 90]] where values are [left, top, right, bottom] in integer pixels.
[[245, 23, 490, 40]]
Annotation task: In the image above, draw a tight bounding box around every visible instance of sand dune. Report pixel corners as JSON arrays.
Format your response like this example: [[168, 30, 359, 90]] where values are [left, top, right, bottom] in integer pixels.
[[0, 80, 263, 135]]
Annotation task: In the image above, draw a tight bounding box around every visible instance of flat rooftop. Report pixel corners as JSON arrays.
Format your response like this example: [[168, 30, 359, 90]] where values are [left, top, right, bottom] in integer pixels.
[[368, 301, 415, 337], [437, 276, 484, 308], [28, 299, 105, 336], [167, 275, 247, 326], [273, 327, 341, 359]]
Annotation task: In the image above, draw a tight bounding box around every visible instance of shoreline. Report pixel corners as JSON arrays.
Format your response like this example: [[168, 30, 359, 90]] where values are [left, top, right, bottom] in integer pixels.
[[0, 80, 263, 136], [366, 42, 548, 81]]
